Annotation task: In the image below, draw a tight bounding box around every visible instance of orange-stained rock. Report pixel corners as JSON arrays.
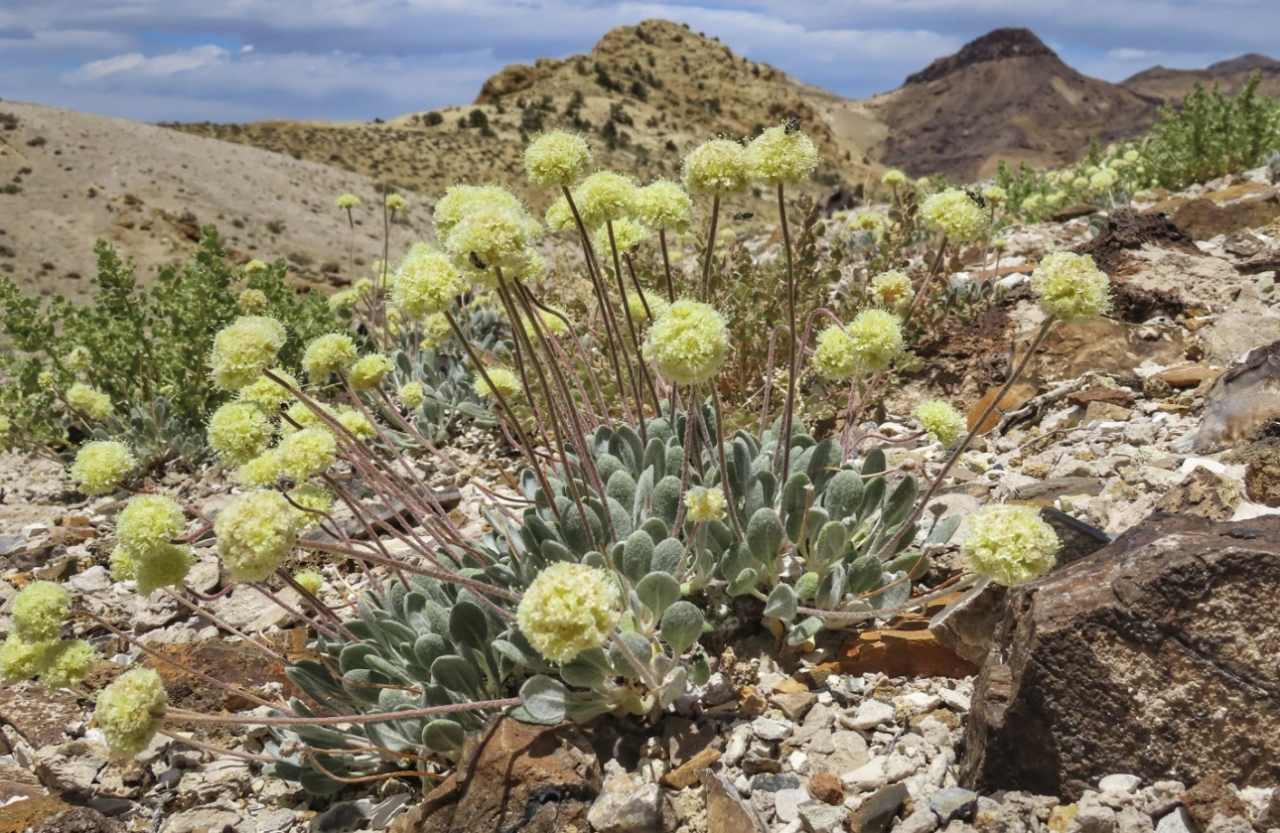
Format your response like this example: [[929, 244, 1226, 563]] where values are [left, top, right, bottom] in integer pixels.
[[968, 384, 1037, 434], [1155, 364, 1224, 388]]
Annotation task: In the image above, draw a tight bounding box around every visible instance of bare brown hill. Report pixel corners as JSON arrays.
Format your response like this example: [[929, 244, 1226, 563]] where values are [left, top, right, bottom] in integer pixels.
[[865, 28, 1160, 181], [1122, 53, 1280, 104], [167, 20, 877, 215], [0, 100, 428, 300]]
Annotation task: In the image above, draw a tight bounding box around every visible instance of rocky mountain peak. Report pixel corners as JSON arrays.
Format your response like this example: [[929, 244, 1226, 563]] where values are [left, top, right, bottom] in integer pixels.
[[905, 28, 1059, 86]]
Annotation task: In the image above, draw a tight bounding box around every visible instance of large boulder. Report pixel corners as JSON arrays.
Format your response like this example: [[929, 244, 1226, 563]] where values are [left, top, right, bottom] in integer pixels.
[[960, 513, 1280, 800]]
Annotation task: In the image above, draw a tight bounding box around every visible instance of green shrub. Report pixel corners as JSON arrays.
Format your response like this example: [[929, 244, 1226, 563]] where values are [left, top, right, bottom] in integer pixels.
[[0, 226, 337, 464]]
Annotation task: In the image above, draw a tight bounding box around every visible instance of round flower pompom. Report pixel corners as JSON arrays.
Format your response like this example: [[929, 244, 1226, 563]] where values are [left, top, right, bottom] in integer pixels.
[[287, 484, 335, 527], [444, 205, 541, 277], [0, 635, 52, 682], [235, 450, 282, 488], [682, 139, 750, 196], [421, 313, 454, 349], [392, 246, 465, 319], [850, 211, 888, 234], [432, 184, 524, 239], [572, 172, 638, 229], [243, 259, 269, 276], [36, 639, 96, 691], [349, 354, 393, 390], [207, 401, 273, 465], [335, 407, 376, 439], [545, 195, 576, 232], [633, 179, 695, 234], [237, 371, 298, 411], [912, 399, 965, 446], [746, 123, 820, 186], [593, 218, 651, 257], [386, 193, 408, 212], [962, 504, 1060, 587], [473, 367, 521, 401], [302, 333, 358, 382], [117, 495, 185, 555], [626, 291, 669, 325], [525, 129, 594, 188], [517, 562, 621, 664], [215, 490, 299, 582], [645, 300, 729, 386], [869, 270, 914, 310], [283, 401, 332, 434], [980, 185, 1007, 205], [294, 569, 324, 596], [211, 316, 287, 391], [109, 546, 136, 581], [398, 381, 426, 410], [1030, 252, 1111, 323], [811, 325, 858, 381], [336, 193, 361, 210], [71, 440, 136, 496], [278, 427, 337, 482], [135, 544, 194, 595], [0, 415, 10, 447], [12, 581, 70, 643], [95, 667, 167, 758], [845, 308, 904, 373], [65, 383, 113, 422], [919, 188, 989, 245], [236, 288, 269, 313], [685, 486, 727, 522], [522, 304, 572, 339], [66, 346, 92, 373], [881, 169, 906, 187]]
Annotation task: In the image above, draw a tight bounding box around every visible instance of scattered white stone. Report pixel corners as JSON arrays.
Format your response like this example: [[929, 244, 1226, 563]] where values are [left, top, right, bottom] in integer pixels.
[[753, 717, 794, 742], [1100, 774, 1143, 794], [849, 699, 895, 730], [842, 756, 887, 793], [775, 787, 808, 823]]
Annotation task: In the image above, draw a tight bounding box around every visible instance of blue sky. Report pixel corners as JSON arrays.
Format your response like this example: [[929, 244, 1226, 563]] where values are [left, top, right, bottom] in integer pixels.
[[1, 1, 1276, 123]]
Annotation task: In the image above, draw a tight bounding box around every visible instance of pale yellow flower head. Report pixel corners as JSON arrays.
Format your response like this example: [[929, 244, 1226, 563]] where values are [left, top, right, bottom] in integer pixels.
[[349, 354, 394, 390], [336, 193, 361, 210], [278, 427, 338, 482], [444, 205, 541, 277], [0, 635, 53, 682], [134, 544, 194, 596], [12, 581, 70, 643], [117, 495, 185, 556], [572, 172, 639, 228], [235, 450, 282, 488], [682, 139, 751, 196], [35, 638, 96, 691], [243, 259, 269, 276], [980, 185, 1007, 205], [208, 401, 273, 465], [95, 667, 167, 758], [473, 366, 521, 400], [385, 193, 408, 212], [644, 299, 729, 386], [845, 308, 904, 373], [397, 381, 427, 409], [215, 490, 299, 582], [633, 179, 695, 234], [302, 333, 358, 382], [421, 313, 455, 349], [593, 217, 651, 258], [236, 288, 269, 313], [71, 440, 136, 496], [545, 195, 576, 232], [912, 399, 965, 446], [963, 504, 1060, 586], [811, 325, 858, 381], [211, 316, 287, 391], [432, 184, 524, 239], [294, 569, 324, 596], [237, 371, 298, 410], [685, 486, 727, 523], [881, 169, 907, 187], [1030, 252, 1111, 323], [920, 188, 989, 244], [517, 562, 621, 664], [626, 290, 669, 325], [66, 383, 112, 422], [393, 246, 465, 319], [746, 123, 820, 186], [869, 270, 914, 310], [525, 129, 594, 188]]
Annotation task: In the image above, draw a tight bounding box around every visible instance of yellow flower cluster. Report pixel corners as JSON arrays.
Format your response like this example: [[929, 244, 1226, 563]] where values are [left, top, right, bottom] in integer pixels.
[[517, 562, 621, 663], [524, 129, 594, 189], [682, 139, 750, 196], [215, 490, 299, 582], [392, 246, 465, 319], [644, 300, 728, 386], [633, 179, 695, 234], [66, 383, 113, 421], [237, 371, 297, 410], [71, 440, 136, 496], [398, 381, 427, 409], [208, 401, 273, 464], [302, 333, 358, 382], [349, 354, 394, 390], [278, 427, 338, 482], [626, 291, 669, 325], [211, 316, 287, 391], [911, 399, 965, 446], [811, 325, 859, 381], [746, 123, 819, 186], [1030, 252, 1111, 323], [473, 366, 521, 400], [685, 486, 728, 522], [573, 172, 639, 228], [236, 288, 269, 313], [95, 667, 167, 758], [869, 270, 914, 309], [845, 309, 904, 373], [335, 193, 361, 210], [962, 504, 1060, 586], [920, 188, 989, 245]]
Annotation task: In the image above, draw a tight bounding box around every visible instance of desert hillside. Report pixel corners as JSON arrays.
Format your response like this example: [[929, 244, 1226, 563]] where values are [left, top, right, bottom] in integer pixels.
[[864, 28, 1160, 181], [1122, 53, 1280, 104], [0, 100, 428, 300], [167, 20, 879, 215]]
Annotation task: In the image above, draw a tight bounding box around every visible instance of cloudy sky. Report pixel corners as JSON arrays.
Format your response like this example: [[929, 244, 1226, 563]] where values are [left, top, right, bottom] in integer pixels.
[[1, 1, 1276, 124]]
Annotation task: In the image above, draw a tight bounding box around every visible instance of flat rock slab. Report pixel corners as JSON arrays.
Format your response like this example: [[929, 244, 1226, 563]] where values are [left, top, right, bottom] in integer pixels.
[[961, 513, 1280, 799]]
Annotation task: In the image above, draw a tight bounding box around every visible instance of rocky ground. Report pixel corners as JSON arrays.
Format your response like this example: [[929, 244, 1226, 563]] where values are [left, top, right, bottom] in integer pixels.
[[0, 168, 1278, 833]]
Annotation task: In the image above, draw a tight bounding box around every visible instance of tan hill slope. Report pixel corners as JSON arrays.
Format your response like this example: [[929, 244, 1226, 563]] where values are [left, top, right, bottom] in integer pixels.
[[1122, 53, 1280, 104], [863, 28, 1160, 181], [167, 20, 878, 214], [0, 100, 428, 300]]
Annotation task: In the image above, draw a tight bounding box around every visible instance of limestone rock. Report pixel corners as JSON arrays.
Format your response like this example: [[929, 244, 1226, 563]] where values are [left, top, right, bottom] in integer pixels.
[[962, 514, 1280, 799], [1193, 340, 1280, 452]]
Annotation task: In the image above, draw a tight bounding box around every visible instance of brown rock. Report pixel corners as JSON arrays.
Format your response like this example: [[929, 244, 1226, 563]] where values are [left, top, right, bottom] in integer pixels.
[[0, 685, 82, 749], [31, 806, 126, 833], [1156, 364, 1224, 388], [1238, 439, 1280, 506], [835, 626, 979, 679], [968, 384, 1037, 434], [1154, 466, 1241, 521], [702, 771, 768, 833], [961, 513, 1280, 800], [660, 747, 721, 790], [1073, 208, 1199, 275], [394, 716, 601, 833], [1083, 401, 1133, 424], [1048, 204, 1100, 222], [770, 691, 818, 722], [1194, 340, 1280, 452], [1066, 387, 1137, 409], [1025, 319, 1186, 385], [1170, 194, 1280, 241], [0, 797, 76, 833], [1181, 773, 1252, 831], [808, 771, 844, 805]]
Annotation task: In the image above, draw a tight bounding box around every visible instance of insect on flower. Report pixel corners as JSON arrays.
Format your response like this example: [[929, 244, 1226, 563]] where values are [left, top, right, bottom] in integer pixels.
[[783, 116, 801, 134], [468, 251, 488, 270], [964, 187, 987, 209], [732, 211, 754, 220]]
